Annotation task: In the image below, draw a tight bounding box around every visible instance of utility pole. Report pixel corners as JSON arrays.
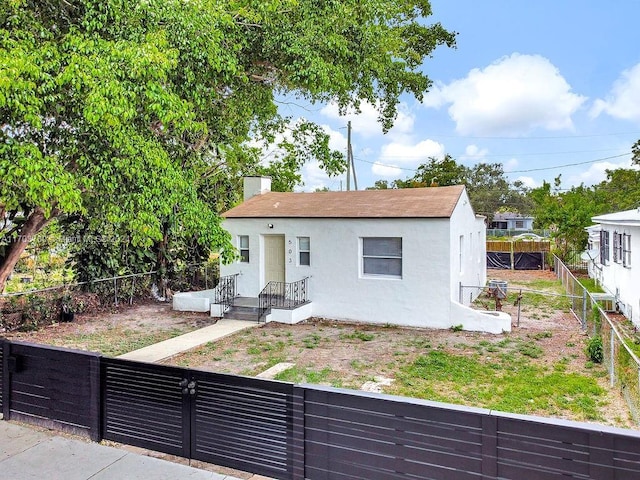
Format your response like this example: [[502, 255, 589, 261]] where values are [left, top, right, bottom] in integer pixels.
[[346, 121, 351, 191], [346, 121, 358, 191]]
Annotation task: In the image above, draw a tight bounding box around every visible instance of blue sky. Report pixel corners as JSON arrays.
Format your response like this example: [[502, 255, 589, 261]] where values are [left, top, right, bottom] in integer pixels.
[[274, 1, 640, 192]]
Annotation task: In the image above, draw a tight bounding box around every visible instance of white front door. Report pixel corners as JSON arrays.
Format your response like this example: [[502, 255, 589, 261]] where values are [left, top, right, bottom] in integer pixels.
[[264, 235, 285, 284]]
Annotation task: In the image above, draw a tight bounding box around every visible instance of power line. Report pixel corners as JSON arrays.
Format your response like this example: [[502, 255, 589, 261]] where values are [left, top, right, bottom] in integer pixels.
[[374, 147, 626, 159], [354, 152, 632, 175], [421, 131, 640, 140], [506, 153, 631, 173]]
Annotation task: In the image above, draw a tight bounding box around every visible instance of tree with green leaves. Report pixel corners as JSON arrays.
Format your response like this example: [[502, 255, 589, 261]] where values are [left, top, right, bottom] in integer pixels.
[[530, 176, 599, 257], [0, 0, 456, 292], [531, 168, 640, 257], [396, 155, 469, 188], [390, 156, 532, 221]]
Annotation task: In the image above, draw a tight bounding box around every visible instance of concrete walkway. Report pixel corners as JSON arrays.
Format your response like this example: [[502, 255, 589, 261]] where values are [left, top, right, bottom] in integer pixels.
[[118, 319, 258, 363], [0, 421, 256, 480]]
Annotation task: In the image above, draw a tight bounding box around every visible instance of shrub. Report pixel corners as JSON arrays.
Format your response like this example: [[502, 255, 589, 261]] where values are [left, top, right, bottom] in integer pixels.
[[586, 336, 604, 364]]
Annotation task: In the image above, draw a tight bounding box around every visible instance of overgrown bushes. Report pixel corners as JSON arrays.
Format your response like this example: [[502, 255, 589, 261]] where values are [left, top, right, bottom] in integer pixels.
[[0, 289, 102, 333], [586, 336, 604, 364]]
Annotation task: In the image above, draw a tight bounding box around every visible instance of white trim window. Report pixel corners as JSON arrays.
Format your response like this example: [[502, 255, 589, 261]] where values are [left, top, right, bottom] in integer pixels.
[[613, 231, 622, 263], [600, 230, 610, 265], [239, 235, 249, 263], [362, 237, 402, 278], [623, 233, 632, 268], [298, 236, 310, 266]]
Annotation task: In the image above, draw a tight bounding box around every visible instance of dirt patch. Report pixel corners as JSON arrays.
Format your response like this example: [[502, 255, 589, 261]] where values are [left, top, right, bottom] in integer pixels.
[[3, 300, 216, 356]]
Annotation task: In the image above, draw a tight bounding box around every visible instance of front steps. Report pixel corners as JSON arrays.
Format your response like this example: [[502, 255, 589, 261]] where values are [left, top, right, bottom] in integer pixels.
[[223, 296, 261, 321]]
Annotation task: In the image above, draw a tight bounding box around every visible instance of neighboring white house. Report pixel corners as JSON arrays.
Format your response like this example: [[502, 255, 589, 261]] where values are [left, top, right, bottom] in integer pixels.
[[217, 177, 509, 333], [584, 224, 602, 283], [489, 212, 535, 231], [588, 208, 640, 327]]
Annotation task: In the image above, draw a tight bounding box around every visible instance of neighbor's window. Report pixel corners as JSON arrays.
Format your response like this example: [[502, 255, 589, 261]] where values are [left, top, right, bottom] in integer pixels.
[[623, 233, 632, 267], [239, 235, 249, 262], [600, 230, 610, 265], [515, 220, 524, 229], [298, 236, 310, 266], [362, 237, 402, 277], [613, 232, 622, 263]]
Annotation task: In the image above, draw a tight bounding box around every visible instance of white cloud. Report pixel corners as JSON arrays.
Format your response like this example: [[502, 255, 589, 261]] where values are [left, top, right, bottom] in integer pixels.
[[298, 124, 348, 191], [514, 176, 538, 188], [423, 53, 586, 136], [369, 139, 445, 179], [591, 63, 640, 122], [378, 139, 445, 165], [298, 159, 333, 191], [503, 158, 519, 171], [322, 124, 347, 152], [568, 159, 635, 186], [461, 144, 489, 163], [321, 101, 415, 139], [371, 162, 404, 178]]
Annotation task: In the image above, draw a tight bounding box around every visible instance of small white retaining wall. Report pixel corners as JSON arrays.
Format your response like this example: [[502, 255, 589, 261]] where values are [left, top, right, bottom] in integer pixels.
[[173, 289, 216, 313], [450, 301, 512, 334], [266, 302, 314, 324]]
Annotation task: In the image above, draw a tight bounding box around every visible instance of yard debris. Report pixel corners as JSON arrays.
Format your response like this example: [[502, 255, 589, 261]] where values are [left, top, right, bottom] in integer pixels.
[[361, 376, 394, 393], [257, 362, 296, 379]]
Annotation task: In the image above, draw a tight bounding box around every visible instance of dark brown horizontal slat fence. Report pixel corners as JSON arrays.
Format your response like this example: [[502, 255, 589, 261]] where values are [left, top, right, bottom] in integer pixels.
[[191, 370, 294, 479], [2, 341, 100, 440], [101, 358, 189, 457], [1, 340, 640, 479], [299, 385, 640, 480]]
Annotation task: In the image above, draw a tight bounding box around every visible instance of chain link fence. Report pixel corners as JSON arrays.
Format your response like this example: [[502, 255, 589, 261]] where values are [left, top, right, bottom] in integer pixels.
[[554, 255, 640, 424], [0, 262, 218, 332]]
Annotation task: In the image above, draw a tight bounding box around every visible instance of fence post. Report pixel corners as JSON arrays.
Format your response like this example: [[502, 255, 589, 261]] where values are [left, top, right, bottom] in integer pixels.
[[113, 278, 118, 307], [582, 289, 588, 330], [1, 340, 9, 419], [610, 328, 615, 388]]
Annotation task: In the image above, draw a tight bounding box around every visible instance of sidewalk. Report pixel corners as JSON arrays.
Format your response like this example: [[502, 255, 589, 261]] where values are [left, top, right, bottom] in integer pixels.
[[0, 421, 261, 480], [118, 319, 258, 362]]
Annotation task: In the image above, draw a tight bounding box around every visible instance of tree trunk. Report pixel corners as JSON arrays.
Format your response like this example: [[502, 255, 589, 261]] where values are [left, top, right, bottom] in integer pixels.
[[0, 207, 52, 293], [156, 223, 170, 298]]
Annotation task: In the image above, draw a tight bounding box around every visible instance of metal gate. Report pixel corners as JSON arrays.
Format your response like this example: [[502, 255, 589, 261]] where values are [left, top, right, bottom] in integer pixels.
[[101, 358, 294, 480]]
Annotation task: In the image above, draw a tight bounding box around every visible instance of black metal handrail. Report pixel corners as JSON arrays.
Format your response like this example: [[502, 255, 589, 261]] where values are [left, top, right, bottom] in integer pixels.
[[213, 273, 238, 314], [258, 277, 309, 321]]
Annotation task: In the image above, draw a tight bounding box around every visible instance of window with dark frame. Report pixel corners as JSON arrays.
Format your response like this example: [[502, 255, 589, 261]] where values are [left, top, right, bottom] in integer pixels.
[[613, 231, 622, 263], [239, 235, 249, 263], [623, 233, 632, 267], [298, 236, 310, 266], [600, 230, 610, 265], [362, 237, 402, 277]]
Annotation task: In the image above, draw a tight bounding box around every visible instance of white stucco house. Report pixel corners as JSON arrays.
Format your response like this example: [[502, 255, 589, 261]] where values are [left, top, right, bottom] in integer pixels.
[[214, 177, 508, 333], [587, 209, 640, 326], [489, 212, 535, 231]]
